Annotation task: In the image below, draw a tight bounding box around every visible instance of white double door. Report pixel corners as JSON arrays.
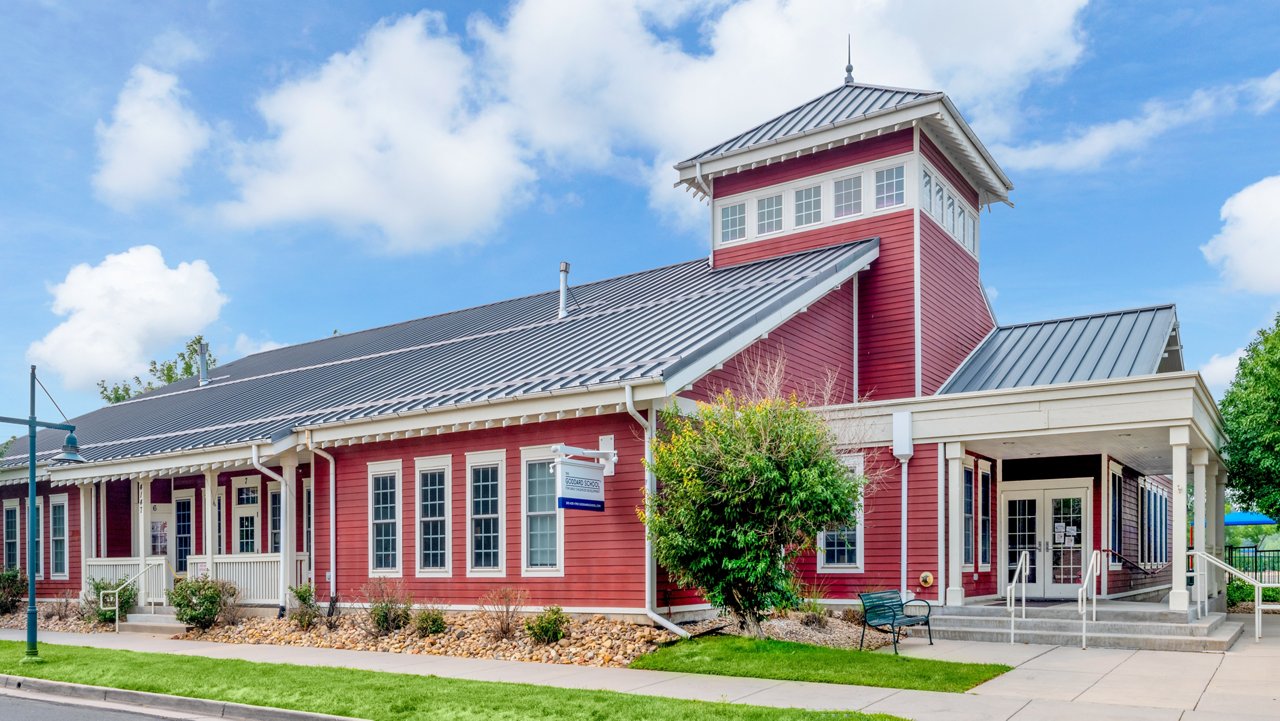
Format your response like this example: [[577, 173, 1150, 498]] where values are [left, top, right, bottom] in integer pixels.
[[1002, 482, 1092, 598]]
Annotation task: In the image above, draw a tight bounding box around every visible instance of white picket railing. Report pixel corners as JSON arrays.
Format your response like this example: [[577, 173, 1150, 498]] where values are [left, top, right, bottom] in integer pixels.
[[89, 553, 311, 606], [85, 556, 172, 604]]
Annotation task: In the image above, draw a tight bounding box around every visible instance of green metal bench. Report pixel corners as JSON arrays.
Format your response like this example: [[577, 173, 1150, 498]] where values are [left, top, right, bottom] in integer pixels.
[[858, 590, 932, 654]]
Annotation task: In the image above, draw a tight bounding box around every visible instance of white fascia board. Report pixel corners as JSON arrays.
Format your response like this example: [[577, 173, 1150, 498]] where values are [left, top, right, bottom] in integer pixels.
[[937, 95, 1014, 193], [40, 443, 260, 487], [662, 246, 879, 396]]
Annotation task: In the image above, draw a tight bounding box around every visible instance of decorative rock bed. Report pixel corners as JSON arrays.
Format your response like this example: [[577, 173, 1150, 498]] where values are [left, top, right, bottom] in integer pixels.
[[181, 613, 677, 667], [0, 601, 109, 634]]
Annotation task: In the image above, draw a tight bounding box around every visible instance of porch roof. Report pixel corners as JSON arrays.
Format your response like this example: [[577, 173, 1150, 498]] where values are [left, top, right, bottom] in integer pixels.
[[2, 239, 879, 480]]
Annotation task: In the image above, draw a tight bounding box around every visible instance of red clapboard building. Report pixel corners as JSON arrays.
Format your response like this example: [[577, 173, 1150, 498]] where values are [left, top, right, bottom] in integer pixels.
[[1, 69, 1230, 640]]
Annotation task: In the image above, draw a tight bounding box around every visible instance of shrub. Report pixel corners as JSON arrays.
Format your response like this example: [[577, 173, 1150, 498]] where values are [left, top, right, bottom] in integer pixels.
[[644, 389, 866, 638], [478, 587, 527, 639], [169, 576, 238, 630], [289, 582, 322, 631], [322, 592, 342, 631], [0, 568, 26, 615], [413, 606, 447, 637], [1228, 578, 1280, 606], [361, 579, 411, 636], [85, 577, 139, 623], [839, 607, 864, 625], [525, 605, 570, 644]]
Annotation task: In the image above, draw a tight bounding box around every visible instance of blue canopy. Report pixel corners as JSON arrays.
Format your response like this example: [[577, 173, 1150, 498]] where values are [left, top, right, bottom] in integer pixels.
[[1225, 511, 1277, 526]]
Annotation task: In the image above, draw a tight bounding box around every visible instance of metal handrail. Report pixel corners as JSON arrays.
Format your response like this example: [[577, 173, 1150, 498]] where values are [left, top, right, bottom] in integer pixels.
[[1101, 547, 1170, 576], [1006, 550, 1029, 644], [1078, 549, 1101, 649], [100, 561, 161, 633], [1190, 550, 1280, 642]]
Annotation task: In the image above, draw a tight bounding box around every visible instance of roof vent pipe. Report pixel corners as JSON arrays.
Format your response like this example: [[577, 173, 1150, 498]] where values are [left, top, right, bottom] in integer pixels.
[[558, 261, 570, 319], [198, 342, 210, 386]]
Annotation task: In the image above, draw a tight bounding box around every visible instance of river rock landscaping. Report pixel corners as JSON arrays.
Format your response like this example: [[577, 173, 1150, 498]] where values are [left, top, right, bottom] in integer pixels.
[[0, 600, 108, 634]]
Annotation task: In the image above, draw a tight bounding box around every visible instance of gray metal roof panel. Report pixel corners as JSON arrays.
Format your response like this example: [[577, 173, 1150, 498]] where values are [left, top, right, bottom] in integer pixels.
[[679, 82, 940, 166], [4, 239, 878, 469], [940, 305, 1179, 395]]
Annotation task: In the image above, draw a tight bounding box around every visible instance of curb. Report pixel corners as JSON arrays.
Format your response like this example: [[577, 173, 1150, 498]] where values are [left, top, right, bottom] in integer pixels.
[[0, 674, 368, 721]]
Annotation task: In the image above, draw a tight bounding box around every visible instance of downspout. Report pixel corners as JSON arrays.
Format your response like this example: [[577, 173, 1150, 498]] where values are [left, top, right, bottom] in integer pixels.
[[892, 412, 914, 600], [626, 384, 690, 639], [251, 444, 288, 617], [306, 431, 337, 603]]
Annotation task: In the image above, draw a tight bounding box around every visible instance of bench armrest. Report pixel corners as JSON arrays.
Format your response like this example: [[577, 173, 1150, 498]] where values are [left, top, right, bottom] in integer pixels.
[[902, 598, 932, 618]]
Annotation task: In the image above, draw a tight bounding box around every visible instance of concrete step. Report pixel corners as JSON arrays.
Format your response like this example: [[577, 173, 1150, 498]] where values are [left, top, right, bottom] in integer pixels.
[[933, 604, 1195, 624], [930, 612, 1226, 637], [928, 620, 1244, 652], [117, 611, 189, 634]]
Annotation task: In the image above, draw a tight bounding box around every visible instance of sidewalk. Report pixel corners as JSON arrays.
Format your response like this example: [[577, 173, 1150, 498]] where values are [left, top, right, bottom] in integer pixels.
[[4, 617, 1279, 721]]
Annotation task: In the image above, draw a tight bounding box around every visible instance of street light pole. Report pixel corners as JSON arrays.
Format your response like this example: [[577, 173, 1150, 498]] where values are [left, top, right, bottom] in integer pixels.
[[0, 365, 87, 664]]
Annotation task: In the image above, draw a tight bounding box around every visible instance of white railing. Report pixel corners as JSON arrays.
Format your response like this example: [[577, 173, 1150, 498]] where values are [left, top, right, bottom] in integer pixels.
[[1192, 550, 1280, 641], [203, 553, 311, 605], [99, 560, 161, 633], [85, 558, 142, 586], [1007, 550, 1029, 644], [85, 556, 171, 605], [1077, 549, 1101, 649]]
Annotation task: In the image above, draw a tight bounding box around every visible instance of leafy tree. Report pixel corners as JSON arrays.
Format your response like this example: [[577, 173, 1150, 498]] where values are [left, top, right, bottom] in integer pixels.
[[642, 390, 865, 637], [1221, 313, 1280, 520], [97, 336, 216, 404]]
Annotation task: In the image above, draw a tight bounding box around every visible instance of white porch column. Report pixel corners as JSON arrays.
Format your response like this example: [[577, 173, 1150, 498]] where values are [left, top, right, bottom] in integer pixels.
[[78, 483, 93, 592], [137, 477, 152, 606], [279, 454, 298, 614], [203, 470, 216, 579], [1205, 460, 1219, 599], [1169, 428, 1190, 612], [1192, 448, 1208, 610], [945, 442, 966, 606], [1216, 469, 1229, 594]]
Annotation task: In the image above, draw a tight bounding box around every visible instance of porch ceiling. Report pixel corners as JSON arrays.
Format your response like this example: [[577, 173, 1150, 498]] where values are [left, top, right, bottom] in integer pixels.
[[965, 426, 1176, 475]]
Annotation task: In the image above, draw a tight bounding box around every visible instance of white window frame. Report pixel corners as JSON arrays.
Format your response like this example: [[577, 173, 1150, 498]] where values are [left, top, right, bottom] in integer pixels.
[[832, 174, 862, 219], [978, 461, 992, 572], [919, 159, 980, 258], [267, 481, 283, 555], [1108, 462, 1124, 570], [171, 488, 195, 574], [213, 486, 226, 556], [465, 449, 506, 578], [2, 499, 18, 571], [712, 154, 916, 248], [793, 184, 822, 227], [817, 454, 866, 573], [874, 164, 906, 210], [367, 460, 402, 578], [414, 454, 452, 578], [962, 460, 975, 571], [720, 201, 747, 242], [232, 476, 260, 555], [303, 478, 313, 557], [520, 446, 565, 577], [756, 193, 783, 236], [33, 497, 43, 579], [48, 494, 68, 580]]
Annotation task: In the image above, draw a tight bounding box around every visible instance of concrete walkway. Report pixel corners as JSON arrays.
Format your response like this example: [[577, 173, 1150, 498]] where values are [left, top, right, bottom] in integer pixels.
[[4, 615, 1279, 721]]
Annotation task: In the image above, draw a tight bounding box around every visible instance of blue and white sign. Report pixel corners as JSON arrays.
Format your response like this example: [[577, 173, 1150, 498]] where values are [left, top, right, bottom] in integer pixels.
[[556, 458, 605, 512]]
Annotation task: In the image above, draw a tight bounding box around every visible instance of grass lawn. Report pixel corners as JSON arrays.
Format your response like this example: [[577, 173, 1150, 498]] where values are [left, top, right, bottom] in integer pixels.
[[0, 641, 902, 721], [630, 635, 1010, 692]]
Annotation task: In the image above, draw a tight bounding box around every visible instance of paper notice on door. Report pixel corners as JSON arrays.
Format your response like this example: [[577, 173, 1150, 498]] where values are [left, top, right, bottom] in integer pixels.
[[1054, 532, 1065, 544], [1066, 525, 1077, 536], [1054, 522, 1066, 533], [1065, 536, 1075, 547]]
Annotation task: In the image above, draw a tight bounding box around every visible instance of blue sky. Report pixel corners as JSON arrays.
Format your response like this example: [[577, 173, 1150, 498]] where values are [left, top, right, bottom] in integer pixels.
[[1, 0, 1279, 422]]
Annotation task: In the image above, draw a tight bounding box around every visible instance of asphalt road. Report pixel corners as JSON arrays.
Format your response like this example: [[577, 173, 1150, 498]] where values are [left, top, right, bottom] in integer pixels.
[[0, 694, 182, 720]]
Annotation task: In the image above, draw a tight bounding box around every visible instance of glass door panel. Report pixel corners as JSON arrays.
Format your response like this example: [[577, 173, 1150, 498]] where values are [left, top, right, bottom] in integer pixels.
[[1004, 492, 1044, 597]]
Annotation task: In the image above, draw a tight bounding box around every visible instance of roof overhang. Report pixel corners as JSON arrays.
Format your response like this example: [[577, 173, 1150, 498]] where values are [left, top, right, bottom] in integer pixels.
[[674, 98, 1013, 206], [822, 371, 1225, 476]]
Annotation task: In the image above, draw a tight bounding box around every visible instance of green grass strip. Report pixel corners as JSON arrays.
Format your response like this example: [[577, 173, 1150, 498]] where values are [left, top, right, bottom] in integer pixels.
[[630, 635, 1010, 692], [0, 640, 902, 721]]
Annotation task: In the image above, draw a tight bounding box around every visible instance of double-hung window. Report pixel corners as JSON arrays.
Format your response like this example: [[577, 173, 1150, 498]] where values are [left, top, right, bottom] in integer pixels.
[[2, 501, 17, 570], [50, 495, 68, 579], [368, 461, 401, 575], [268, 485, 282, 554], [415, 455, 450, 576], [523, 452, 562, 574], [720, 202, 746, 242], [818, 455, 865, 572], [921, 170, 933, 215], [833, 176, 862, 218], [962, 465, 975, 569], [794, 185, 821, 226], [875, 165, 904, 209], [467, 450, 505, 576], [978, 465, 992, 570], [756, 194, 782, 235], [1109, 466, 1124, 568], [234, 479, 259, 554]]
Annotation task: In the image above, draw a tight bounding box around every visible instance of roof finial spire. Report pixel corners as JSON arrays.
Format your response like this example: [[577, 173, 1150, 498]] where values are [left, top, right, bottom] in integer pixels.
[[844, 34, 854, 84]]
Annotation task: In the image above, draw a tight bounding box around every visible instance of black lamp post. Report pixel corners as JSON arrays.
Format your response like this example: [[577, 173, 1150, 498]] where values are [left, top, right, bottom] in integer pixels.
[[1, 365, 86, 663]]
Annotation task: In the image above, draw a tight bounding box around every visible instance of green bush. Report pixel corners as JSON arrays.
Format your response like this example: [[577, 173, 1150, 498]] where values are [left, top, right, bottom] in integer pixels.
[[169, 576, 237, 630], [1228, 578, 1280, 606], [524, 605, 570, 644], [413, 607, 447, 637], [0, 568, 25, 615], [289, 582, 321, 631], [85, 577, 139, 623], [361, 579, 411, 636]]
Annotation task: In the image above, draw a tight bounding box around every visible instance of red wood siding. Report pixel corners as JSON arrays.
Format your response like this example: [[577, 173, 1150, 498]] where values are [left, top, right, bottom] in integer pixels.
[[919, 213, 993, 395], [685, 282, 855, 405], [855, 210, 917, 399], [105, 480, 132, 558], [1105, 462, 1173, 595], [314, 413, 647, 609], [0, 481, 81, 598], [920, 132, 978, 210], [713, 130, 913, 198]]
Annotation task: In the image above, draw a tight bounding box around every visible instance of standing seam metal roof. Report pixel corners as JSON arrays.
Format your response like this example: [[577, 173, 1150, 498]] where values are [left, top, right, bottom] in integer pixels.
[[3, 239, 879, 469], [939, 305, 1180, 395]]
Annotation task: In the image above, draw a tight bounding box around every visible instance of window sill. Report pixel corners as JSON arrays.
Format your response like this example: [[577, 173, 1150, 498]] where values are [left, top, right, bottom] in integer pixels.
[[816, 565, 864, 575], [368, 569, 401, 578], [466, 568, 506, 578], [415, 568, 451, 579], [521, 566, 565, 578]]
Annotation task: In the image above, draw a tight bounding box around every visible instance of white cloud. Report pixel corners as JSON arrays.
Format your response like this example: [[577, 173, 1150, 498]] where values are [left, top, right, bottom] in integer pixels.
[[985, 286, 1000, 302], [220, 12, 535, 252], [995, 69, 1280, 172], [27, 246, 226, 389], [93, 65, 211, 210], [145, 30, 205, 69], [233, 333, 286, 357], [1201, 175, 1280, 293], [1199, 347, 1245, 398]]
